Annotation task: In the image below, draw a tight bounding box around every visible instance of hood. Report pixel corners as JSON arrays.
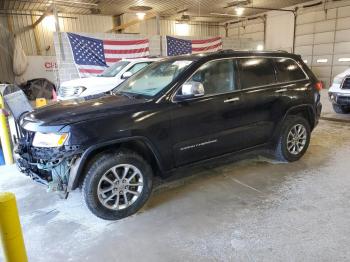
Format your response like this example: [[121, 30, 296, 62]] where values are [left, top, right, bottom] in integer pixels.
[[335, 68, 350, 79], [23, 94, 149, 127], [61, 77, 122, 89]]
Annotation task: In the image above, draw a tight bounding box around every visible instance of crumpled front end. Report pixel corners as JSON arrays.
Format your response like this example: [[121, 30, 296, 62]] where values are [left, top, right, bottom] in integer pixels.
[[14, 130, 82, 197]]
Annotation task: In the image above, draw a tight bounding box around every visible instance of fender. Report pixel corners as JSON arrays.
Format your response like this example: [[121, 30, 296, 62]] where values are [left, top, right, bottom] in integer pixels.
[[68, 136, 165, 191], [271, 103, 316, 144]]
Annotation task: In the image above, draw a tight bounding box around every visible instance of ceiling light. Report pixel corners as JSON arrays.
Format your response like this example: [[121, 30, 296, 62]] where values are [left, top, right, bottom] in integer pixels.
[[175, 23, 189, 36], [235, 7, 245, 16], [338, 58, 350, 62], [257, 44, 264, 51], [136, 12, 146, 20], [43, 15, 56, 32], [316, 58, 328, 63]]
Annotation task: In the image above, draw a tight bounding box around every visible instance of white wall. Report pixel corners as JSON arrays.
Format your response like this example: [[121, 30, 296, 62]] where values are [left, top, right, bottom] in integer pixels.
[[266, 11, 295, 52], [294, 2, 350, 87]]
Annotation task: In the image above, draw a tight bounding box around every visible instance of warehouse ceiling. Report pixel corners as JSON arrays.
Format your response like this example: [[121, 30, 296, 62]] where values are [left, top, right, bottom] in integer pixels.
[[0, 0, 316, 21]]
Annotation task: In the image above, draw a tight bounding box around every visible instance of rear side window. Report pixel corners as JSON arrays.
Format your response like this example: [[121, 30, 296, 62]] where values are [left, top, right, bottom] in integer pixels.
[[274, 58, 307, 82], [238, 58, 276, 89]]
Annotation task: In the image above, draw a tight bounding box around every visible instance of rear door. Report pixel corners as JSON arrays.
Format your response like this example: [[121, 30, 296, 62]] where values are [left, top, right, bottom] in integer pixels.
[[236, 57, 281, 147]]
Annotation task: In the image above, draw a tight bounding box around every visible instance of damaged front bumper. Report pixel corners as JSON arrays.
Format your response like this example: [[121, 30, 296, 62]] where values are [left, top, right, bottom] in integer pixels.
[[14, 140, 83, 198]]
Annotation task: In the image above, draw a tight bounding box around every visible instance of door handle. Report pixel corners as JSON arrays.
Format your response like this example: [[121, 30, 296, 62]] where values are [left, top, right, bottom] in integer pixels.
[[276, 88, 287, 93], [224, 97, 240, 103]]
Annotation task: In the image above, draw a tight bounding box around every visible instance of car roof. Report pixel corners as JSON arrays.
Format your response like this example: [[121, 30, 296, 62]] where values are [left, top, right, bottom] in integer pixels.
[[161, 50, 301, 63]]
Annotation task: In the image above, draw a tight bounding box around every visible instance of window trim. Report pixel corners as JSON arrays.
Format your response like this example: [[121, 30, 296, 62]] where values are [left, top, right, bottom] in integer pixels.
[[272, 57, 309, 84], [171, 56, 310, 103]]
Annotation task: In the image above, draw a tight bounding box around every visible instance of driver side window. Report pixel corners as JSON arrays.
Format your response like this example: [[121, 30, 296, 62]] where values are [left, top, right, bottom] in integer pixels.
[[183, 59, 236, 96]]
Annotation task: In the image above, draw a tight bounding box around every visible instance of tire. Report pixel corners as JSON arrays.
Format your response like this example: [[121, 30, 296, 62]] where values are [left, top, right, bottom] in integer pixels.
[[275, 116, 311, 162], [82, 150, 153, 220], [332, 104, 350, 114]]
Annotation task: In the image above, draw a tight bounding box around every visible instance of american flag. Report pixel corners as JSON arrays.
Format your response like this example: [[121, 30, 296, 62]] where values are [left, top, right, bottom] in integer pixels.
[[67, 33, 150, 77], [166, 36, 223, 56]]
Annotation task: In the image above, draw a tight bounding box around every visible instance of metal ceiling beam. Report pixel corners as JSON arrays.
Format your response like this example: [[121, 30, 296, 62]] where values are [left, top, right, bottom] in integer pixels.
[[225, 4, 295, 13]]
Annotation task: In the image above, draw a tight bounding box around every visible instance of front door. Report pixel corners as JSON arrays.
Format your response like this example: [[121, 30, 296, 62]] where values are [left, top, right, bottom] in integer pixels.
[[170, 58, 243, 166]]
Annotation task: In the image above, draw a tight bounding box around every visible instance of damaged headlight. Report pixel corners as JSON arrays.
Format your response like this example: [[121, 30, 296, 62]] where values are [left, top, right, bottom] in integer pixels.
[[32, 132, 69, 148]]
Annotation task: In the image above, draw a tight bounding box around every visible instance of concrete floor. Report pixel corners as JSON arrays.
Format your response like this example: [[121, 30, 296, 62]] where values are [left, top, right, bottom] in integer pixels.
[[1, 91, 350, 261]]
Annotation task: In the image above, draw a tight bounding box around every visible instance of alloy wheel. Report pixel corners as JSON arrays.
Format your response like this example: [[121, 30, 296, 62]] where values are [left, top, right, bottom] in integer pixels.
[[97, 164, 144, 210], [286, 124, 307, 155]]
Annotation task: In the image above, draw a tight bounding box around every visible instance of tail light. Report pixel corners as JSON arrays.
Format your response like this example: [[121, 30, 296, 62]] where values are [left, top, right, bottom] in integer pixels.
[[314, 81, 323, 91]]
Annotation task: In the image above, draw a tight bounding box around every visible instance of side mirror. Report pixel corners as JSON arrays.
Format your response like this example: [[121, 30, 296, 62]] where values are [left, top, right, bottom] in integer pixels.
[[122, 71, 133, 79], [175, 81, 205, 101]]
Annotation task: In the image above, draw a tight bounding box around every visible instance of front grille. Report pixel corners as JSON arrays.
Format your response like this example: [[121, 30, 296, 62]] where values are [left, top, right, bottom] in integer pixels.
[[341, 78, 350, 89], [58, 86, 81, 98], [337, 96, 350, 105]]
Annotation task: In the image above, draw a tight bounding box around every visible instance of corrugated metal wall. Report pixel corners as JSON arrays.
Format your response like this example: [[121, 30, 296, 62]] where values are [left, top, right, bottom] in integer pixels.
[[0, 16, 14, 83], [218, 18, 265, 50], [295, 1, 350, 87], [0, 12, 113, 83], [226, 19, 265, 42], [122, 14, 221, 36]]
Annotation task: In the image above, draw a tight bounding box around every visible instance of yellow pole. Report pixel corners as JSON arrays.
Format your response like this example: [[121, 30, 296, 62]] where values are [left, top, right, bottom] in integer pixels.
[[0, 95, 13, 165], [0, 192, 28, 262]]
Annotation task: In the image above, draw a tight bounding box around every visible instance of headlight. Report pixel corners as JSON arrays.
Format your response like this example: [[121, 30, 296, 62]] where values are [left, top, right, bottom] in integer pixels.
[[58, 86, 86, 98], [32, 132, 69, 148], [333, 77, 343, 85]]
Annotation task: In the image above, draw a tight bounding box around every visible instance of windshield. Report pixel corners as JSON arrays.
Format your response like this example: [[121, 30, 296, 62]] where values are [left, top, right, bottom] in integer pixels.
[[115, 60, 193, 97], [98, 61, 130, 77]]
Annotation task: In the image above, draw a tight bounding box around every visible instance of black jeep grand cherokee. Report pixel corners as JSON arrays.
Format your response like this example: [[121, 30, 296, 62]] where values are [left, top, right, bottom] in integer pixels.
[[16, 50, 322, 220]]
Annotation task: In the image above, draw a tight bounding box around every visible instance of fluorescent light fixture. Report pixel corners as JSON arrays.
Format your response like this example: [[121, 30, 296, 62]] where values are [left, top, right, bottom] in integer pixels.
[[338, 58, 350, 62], [316, 58, 328, 63], [43, 15, 56, 32], [175, 23, 189, 36], [257, 44, 264, 51], [136, 12, 146, 20], [235, 7, 245, 16], [303, 60, 308, 64]]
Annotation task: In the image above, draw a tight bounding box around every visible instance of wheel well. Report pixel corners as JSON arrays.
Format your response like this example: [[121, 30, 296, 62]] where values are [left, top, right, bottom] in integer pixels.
[[271, 106, 315, 145], [287, 106, 315, 130], [76, 140, 160, 188]]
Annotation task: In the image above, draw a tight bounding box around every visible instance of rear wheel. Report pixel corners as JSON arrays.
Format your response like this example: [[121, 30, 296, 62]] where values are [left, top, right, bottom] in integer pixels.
[[332, 104, 350, 114], [275, 116, 311, 162], [82, 150, 153, 220]]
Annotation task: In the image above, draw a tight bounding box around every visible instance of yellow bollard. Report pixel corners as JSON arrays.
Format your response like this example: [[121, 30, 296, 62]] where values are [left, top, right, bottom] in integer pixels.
[[0, 92, 13, 165], [0, 108, 13, 165], [0, 193, 28, 262]]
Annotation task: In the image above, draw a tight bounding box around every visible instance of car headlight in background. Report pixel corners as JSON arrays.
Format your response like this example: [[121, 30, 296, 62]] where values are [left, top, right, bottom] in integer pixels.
[[332, 77, 343, 85], [32, 132, 69, 148], [58, 86, 87, 98], [328, 92, 337, 103]]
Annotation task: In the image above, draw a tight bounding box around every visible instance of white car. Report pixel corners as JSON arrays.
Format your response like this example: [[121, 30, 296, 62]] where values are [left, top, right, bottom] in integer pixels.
[[329, 68, 350, 114], [57, 58, 160, 100]]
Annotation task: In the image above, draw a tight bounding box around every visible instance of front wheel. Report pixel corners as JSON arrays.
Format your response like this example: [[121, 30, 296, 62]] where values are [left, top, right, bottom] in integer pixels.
[[275, 116, 311, 162], [82, 150, 153, 220], [332, 104, 350, 114]]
